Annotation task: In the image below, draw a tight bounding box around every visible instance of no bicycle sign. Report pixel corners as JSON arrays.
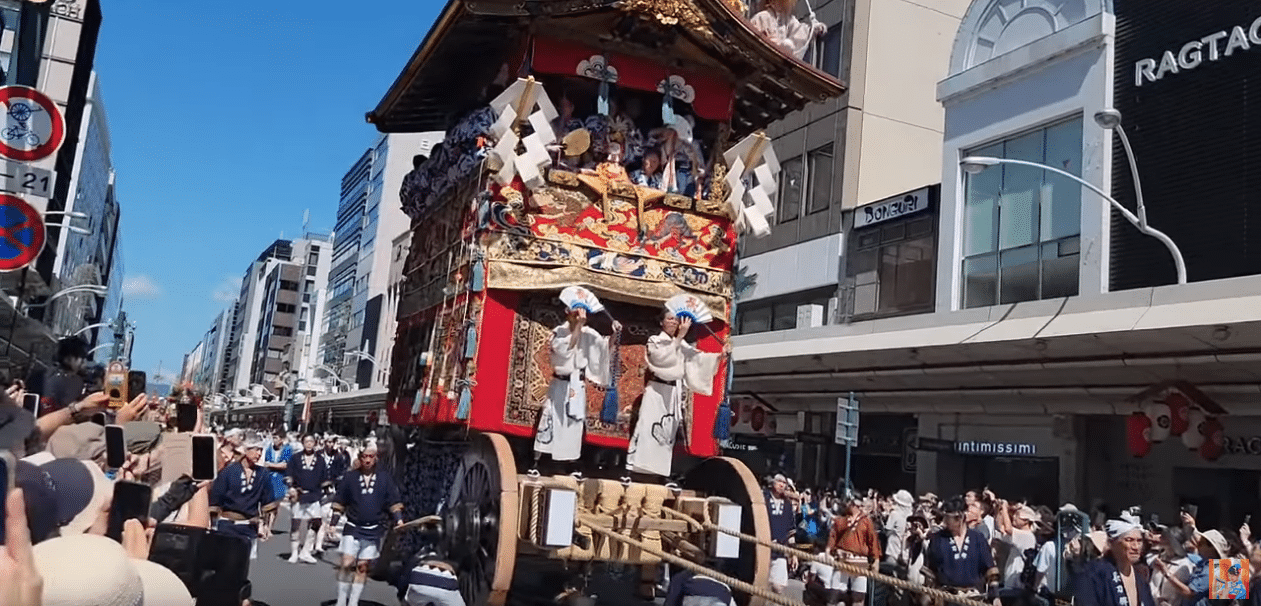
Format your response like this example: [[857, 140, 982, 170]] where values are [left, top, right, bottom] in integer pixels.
[[0, 86, 65, 163]]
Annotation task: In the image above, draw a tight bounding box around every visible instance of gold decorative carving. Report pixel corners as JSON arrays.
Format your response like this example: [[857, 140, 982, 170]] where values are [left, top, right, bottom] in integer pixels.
[[663, 193, 694, 211], [618, 0, 710, 30], [488, 261, 731, 320], [547, 168, 580, 188]]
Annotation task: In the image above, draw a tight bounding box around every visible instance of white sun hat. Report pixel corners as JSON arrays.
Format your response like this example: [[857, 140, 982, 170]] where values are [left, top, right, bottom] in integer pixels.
[[132, 558, 194, 606], [33, 534, 144, 606]]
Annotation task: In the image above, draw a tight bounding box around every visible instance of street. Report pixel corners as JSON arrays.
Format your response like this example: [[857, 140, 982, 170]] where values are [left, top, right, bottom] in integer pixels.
[[248, 507, 805, 606]]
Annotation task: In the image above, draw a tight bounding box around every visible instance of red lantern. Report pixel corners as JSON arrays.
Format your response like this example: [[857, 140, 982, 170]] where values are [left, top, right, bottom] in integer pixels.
[[1166, 392, 1191, 435], [1127, 412, 1152, 458], [1199, 417, 1224, 461]]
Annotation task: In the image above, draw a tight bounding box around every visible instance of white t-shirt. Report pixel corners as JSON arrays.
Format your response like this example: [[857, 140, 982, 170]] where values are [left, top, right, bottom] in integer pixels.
[[1033, 539, 1059, 592], [999, 528, 1037, 589]]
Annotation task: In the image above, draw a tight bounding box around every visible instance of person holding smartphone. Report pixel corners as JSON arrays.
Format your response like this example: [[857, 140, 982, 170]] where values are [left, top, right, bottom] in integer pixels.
[[209, 437, 279, 561]]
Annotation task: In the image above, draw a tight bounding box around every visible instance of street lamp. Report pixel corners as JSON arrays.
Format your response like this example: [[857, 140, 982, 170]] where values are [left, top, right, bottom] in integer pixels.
[[314, 364, 352, 392], [959, 155, 1187, 285], [71, 321, 113, 337], [24, 284, 108, 309], [88, 343, 112, 356], [1094, 109, 1150, 229], [44, 210, 93, 236]]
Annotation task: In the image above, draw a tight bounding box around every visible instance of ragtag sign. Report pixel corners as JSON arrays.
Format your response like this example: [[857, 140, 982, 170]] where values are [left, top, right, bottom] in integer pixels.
[[855, 186, 931, 228]]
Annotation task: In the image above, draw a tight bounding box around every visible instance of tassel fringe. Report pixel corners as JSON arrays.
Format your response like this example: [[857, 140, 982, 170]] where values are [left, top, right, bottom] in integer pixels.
[[661, 94, 675, 125], [597, 80, 610, 116], [471, 257, 485, 292], [464, 324, 477, 359], [455, 380, 474, 420], [713, 401, 732, 441]]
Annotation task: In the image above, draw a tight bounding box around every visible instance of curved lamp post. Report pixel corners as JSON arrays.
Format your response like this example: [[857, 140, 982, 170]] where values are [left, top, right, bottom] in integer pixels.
[[959, 156, 1187, 285], [25, 284, 108, 309], [44, 210, 93, 236], [72, 321, 113, 337], [314, 364, 352, 392], [345, 349, 382, 385]]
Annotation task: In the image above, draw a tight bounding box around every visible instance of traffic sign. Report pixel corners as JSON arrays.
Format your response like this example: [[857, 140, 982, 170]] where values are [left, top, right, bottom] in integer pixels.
[[0, 160, 52, 198], [0, 86, 65, 162], [0, 194, 45, 271]]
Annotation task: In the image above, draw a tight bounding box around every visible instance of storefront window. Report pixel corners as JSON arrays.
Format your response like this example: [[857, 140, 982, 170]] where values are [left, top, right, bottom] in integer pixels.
[[777, 156, 804, 223], [849, 215, 936, 318], [962, 117, 1082, 308], [736, 287, 834, 335]]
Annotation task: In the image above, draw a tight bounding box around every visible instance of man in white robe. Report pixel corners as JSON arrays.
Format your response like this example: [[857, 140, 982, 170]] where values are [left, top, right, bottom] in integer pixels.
[[626, 311, 730, 478], [533, 307, 621, 471], [750, 0, 828, 60]]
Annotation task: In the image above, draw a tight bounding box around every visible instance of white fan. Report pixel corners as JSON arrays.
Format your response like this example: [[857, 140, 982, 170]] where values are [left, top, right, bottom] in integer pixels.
[[559, 286, 606, 314], [664, 293, 713, 324]]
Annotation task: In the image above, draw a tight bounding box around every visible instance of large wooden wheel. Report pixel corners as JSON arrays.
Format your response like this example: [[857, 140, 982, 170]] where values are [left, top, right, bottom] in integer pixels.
[[442, 432, 519, 606], [681, 457, 772, 606]]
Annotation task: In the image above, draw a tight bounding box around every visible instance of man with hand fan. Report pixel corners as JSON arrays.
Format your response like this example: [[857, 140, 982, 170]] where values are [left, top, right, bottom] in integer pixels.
[[626, 294, 731, 480], [532, 286, 623, 477]]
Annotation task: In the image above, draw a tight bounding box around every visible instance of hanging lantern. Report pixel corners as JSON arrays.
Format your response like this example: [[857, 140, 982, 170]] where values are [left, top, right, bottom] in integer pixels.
[[1182, 408, 1206, 450], [1144, 402, 1172, 442], [1127, 412, 1152, 458], [1199, 416, 1225, 462], [1166, 392, 1191, 435]]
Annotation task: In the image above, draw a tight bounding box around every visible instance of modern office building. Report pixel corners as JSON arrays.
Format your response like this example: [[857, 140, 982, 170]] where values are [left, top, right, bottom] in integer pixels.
[[321, 132, 442, 389], [180, 306, 234, 396], [223, 239, 293, 394], [725, 0, 969, 484], [47, 71, 122, 347]]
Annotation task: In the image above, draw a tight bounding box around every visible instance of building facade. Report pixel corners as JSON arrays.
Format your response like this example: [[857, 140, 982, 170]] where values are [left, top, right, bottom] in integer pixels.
[[733, 0, 1261, 526], [223, 239, 292, 394], [727, 0, 970, 489], [320, 131, 441, 389]]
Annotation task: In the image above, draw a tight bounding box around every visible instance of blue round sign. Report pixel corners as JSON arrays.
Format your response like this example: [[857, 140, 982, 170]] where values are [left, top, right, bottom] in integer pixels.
[[0, 193, 45, 271]]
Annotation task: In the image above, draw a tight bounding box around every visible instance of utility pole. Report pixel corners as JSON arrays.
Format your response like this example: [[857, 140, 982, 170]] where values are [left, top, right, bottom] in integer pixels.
[[111, 310, 128, 362]]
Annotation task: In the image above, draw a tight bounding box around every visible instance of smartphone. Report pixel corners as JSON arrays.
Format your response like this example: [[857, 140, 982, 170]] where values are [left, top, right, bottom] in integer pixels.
[[1246, 514, 1252, 526], [176, 403, 198, 433], [21, 392, 39, 415], [1181, 503, 1199, 519], [197, 530, 253, 605], [106, 480, 152, 541], [0, 451, 14, 544], [105, 424, 126, 469], [191, 434, 217, 481], [90, 412, 107, 426], [149, 524, 203, 592], [127, 371, 147, 402]]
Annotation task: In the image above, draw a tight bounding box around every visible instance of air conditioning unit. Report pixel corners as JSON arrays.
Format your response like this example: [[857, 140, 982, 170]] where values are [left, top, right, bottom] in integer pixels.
[[796, 304, 825, 328]]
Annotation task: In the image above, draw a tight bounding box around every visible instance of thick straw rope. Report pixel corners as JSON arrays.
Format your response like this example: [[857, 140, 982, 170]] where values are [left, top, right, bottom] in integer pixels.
[[660, 507, 990, 606], [577, 514, 802, 606]]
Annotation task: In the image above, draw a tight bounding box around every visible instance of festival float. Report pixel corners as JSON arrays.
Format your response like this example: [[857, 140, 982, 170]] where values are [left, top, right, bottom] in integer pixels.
[[365, 0, 845, 604]]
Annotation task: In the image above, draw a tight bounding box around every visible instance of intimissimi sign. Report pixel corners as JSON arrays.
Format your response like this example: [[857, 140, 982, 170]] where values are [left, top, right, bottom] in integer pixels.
[[1135, 16, 1261, 86]]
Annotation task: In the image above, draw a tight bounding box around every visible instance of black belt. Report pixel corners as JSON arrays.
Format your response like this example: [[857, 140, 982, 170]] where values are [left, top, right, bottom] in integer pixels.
[[554, 372, 585, 381], [647, 374, 673, 386]]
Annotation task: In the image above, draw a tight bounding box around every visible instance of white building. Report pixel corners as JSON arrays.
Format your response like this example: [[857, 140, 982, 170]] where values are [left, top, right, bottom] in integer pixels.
[[321, 131, 442, 390]]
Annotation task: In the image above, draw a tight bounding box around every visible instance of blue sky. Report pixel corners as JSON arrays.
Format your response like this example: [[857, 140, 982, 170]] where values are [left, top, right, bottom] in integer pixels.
[[97, 0, 441, 381]]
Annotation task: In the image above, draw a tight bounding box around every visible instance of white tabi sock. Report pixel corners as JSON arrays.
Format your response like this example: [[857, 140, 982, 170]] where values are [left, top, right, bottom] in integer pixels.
[[315, 525, 327, 548], [290, 539, 300, 558], [302, 531, 316, 555], [336, 581, 350, 606], [348, 581, 365, 606]]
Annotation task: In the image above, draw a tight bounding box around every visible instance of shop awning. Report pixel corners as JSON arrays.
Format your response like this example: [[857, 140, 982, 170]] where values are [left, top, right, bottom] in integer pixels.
[[231, 401, 284, 415], [733, 274, 1261, 414], [312, 387, 388, 418]]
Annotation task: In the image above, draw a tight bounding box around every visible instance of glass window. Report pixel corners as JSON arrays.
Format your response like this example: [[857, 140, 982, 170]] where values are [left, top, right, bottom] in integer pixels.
[[739, 305, 772, 335], [807, 144, 833, 215], [847, 216, 936, 318], [961, 117, 1082, 308], [817, 26, 844, 78], [778, 156, 804, 223]]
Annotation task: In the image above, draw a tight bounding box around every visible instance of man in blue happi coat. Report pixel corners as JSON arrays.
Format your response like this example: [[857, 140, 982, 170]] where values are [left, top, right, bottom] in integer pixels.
[[924, 496, 1001, 606], [209, 436, 279, 561], [1073, 519, 1156, 606], [285, 433, 329, 565], [331, 442, 404, 606], [317, 433, 351, 554]]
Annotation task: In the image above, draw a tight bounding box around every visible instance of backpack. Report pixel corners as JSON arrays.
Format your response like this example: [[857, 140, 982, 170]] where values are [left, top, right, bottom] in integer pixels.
[[1187, 556, 1211, 606], [1018, 544, 1041, 591]]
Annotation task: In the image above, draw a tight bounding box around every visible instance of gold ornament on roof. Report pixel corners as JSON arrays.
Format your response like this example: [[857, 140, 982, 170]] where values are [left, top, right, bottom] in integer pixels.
[[618, 0, 710, 30]]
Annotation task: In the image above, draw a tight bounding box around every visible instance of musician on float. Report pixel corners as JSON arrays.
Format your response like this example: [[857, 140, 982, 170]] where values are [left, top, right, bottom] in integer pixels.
[[1073, 519, 1156, 606], [923, 497, 1000, 606], [533, 287, 622, 475], [626, 296, 730, 479], [330, 443, 404, 606], [750, 0, 828, 60]]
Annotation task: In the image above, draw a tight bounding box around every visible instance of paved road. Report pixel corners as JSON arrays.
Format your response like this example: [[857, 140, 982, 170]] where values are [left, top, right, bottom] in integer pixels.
[[246, 507, 805, 606]]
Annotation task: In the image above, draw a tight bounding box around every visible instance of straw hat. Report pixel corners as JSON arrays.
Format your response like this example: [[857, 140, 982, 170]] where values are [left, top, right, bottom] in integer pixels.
[[33, 534, 144, 606], [1200, 529, 1230, 558], [132, 559, 194, 606]]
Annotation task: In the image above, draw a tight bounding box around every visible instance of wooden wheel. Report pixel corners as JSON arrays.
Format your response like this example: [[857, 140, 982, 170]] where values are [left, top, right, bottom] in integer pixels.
[[443, 432, 519, 606], [681, 457, 772, 606]]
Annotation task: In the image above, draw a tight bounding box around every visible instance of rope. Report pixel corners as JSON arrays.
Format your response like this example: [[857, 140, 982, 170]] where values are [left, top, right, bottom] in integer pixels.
[[660, 507, 989, 606], [528, 480, 543, 546], [577, 514, 801, 606]]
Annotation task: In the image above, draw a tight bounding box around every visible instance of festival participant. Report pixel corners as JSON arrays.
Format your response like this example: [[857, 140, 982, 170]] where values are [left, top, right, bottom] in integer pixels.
[[827, 494, 881, 606], [1073, 519, 1157, 606], [924, 496, 1000, 606], [286, 434, 329, 564], [330, 443, 404, 606], [263, 433, 292, 532], [625, 308, 729, 479], [318, 434, 351, 553], [749, 0, 828, 60], [209, 437, 279, 561], [532, 304, 620, 476]]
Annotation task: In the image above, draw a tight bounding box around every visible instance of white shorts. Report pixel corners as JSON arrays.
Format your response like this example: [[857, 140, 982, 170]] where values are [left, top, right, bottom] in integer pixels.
[[339, 535, 380, 561], [770, 558, 789, 588], [832, 569, 868, 593], [292, 501, 322, 520], [810, 562, 839, 589]]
